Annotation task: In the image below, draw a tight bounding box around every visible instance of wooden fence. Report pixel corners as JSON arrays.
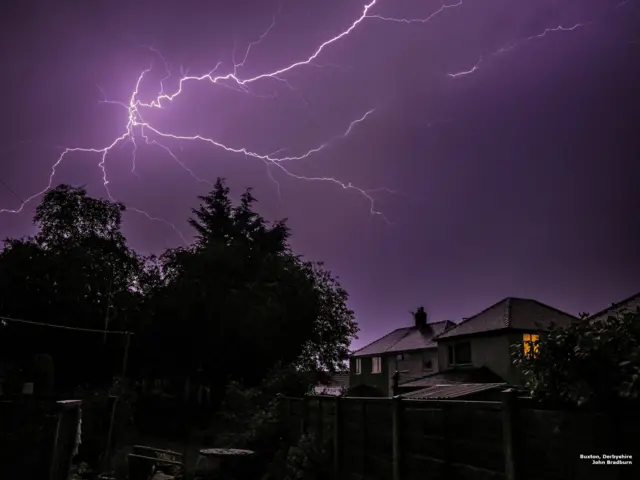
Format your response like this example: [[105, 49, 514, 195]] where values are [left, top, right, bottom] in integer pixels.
[[280, 392, 638, 480]]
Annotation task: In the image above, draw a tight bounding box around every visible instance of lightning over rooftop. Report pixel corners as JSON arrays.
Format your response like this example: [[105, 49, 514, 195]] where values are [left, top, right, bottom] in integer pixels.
[[0, 0, 638, 337]]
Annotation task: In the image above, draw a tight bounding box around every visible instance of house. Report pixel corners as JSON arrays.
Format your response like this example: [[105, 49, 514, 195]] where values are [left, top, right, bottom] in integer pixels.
[[588, 291, 640, 323], [431, 297, 578, 386], [348, 308, 456, 397]]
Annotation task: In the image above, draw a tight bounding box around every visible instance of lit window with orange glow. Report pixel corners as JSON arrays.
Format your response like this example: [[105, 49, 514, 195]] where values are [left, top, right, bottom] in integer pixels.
[[523, 333, 540, 357]]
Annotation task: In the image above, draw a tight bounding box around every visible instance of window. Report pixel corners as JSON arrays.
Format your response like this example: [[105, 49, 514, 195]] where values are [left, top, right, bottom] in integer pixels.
[[396, 353, 404, 361], [448, 342, 472, 365], [523, 333, 540, 358], [355, 358, 362, 375], [372, 357, 382, 374]]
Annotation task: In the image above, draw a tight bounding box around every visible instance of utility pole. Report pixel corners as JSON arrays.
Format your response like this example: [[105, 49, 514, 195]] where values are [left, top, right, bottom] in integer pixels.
[[102, 331, 131, 473], [103, 265, 113, 344]]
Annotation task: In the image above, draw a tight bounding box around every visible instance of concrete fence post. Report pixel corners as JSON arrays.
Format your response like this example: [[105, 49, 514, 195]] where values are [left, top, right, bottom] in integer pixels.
[[301, 394, 310, 435], [502, 389, 518, 480], [391, 396, 402, 480], [361, 400, 367, 477], [333, 397, 342, 475], [316, 397, 323, 445]]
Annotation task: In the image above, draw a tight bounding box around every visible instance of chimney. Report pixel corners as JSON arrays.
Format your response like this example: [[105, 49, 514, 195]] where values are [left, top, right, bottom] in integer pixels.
[[414, 306, 427, 329]]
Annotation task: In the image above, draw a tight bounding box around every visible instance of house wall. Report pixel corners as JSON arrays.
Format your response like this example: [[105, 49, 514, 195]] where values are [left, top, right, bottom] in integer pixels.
[[387, 349, 438, 392], [350, 349, 438, 396], [437, 332, 533, 385], [348, 355, 389, 395]]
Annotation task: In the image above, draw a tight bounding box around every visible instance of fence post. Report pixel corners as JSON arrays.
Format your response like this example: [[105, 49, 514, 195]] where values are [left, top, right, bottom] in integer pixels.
[[501, 389, 518, 480], [442, 402, 451, 478], [316, 397, 323, 445], [301, 394, 310, 435], [333, 397, 342, 476], [361, 400, 367, 478], [48, 410, 63, 480], [391, 396, 402, 480]]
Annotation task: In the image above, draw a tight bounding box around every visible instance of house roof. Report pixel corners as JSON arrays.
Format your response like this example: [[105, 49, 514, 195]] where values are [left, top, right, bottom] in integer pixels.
[[402, 382, 507, 399], [588, 291, 640, 323], [435, 297, 577, 340], [351, 320, 456, 357], [398, 366, 505, 388]]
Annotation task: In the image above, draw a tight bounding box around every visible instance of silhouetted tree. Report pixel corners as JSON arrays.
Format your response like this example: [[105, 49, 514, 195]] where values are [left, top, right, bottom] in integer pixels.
[[143, 178, 358, 396], [0, 185, 144, 389], [0, 180, 359, 398]]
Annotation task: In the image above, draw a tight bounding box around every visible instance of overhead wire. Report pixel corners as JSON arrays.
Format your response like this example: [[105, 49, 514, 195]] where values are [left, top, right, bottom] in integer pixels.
[[0, 315, 133, 335]]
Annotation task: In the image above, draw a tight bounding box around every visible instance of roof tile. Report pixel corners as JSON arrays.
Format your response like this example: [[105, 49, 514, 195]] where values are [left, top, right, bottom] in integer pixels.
[[399, 366, 505, 388], [435, 297, 577, 340], [588, 291, 640, 323], [402, 383, 506, 399], [352, 321, 455, 357]]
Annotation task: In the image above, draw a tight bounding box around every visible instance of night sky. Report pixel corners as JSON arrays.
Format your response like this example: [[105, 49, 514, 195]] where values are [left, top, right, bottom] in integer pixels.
[[1, 0, 638, 350]]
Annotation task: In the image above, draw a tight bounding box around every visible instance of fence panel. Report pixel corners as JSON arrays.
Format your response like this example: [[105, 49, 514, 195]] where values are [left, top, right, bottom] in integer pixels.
[[280, 394, 638, 480], [516, 408, 638, 480], [341, 399, 367, 479]]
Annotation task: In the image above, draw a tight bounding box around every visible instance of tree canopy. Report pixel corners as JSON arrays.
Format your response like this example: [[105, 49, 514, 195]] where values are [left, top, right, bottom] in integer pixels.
[[0, 180, 358, 395]]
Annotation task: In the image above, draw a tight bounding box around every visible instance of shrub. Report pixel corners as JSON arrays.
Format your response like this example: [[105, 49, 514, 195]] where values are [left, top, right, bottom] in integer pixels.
[[263, 433, 333, 480], [214, 366, 318, 478]]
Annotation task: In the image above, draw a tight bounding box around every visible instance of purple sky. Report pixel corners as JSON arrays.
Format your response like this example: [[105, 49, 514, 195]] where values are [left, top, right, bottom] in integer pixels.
[[1, 0, 638, 350]]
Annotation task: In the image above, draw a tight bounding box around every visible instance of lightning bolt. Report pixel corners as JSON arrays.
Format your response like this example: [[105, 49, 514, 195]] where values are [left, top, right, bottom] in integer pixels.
[[448, 23, 590, 78], [367, 0, 464, 24], [1, 0, 470, 238], [447, 56, 483, 78], [1, 0, 594, 243]]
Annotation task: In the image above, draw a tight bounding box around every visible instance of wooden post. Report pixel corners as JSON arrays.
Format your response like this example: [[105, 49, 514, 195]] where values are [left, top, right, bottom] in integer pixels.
[[316, 397, 323, 445], [361, 400, 367, 478], [301, 395, 310, 435], [65, 404, 82, 480], [391, 396, 402, 480], [102, 332, 131, 472], [442, 403, 450, 479], [333, 397, 342, 475], [48, 411, 63, 480], [502, 389, 518, 480]]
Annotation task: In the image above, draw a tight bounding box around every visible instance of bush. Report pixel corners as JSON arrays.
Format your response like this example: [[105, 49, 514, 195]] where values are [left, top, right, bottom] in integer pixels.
[[264, 433, 333, 480], [214, 366, 318, 478], [513, 309, 640, 407]]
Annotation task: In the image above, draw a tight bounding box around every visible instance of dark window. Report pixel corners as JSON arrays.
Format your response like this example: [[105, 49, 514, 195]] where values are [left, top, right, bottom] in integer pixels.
[[448, 342, 471, 365]]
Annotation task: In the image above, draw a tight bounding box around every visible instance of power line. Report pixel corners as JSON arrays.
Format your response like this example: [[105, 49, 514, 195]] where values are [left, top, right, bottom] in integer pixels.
[[0, 315, 133, 335], [0, 177, 24, 204]]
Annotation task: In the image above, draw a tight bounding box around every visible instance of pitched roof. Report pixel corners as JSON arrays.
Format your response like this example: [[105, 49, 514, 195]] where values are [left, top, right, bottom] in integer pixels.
[[435, 297, 577, 340], [588, 291, 640, 323], [351, 320, 456, 357], [402, 382, 506, 399], [398, 366, 505, 388]]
